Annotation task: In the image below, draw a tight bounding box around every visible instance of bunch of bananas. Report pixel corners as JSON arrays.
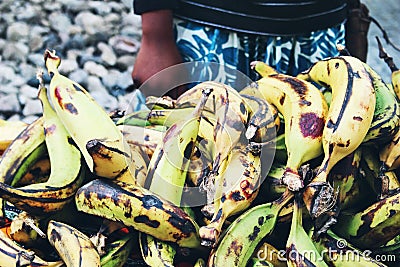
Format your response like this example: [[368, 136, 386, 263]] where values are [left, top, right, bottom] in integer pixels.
[[0, 48, 399, 267]]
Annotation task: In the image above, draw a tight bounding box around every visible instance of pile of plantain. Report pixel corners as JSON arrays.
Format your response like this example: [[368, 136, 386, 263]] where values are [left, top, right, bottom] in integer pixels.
[[0, 43, 399, 267]]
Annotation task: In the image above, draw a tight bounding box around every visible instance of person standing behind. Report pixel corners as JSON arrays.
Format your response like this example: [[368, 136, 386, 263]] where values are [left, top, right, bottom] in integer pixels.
[[131, 0, 348, 97]]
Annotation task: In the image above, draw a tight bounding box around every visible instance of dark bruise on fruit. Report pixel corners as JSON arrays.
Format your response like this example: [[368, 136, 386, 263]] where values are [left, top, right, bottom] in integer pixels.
[[16, 119, 42, 145], [63, 102, 78, 115], [230, 191, 245, 202], [299, 112, 324, 138], [279, 94, 286, 106], [44, 124, 56, 136], [134, 215, 160, 228], [275, 75, 310, 104], [54, 87, 64, 108], [240, 102, 247, 115], [248, 225, 261, 241], [49, 228, 62, 243], [167, 212, 197, 236], [226, 240, 243, 261], [86, 139, 130, 159], [213, 208, 223, 221], [163, 124, 177, 143]]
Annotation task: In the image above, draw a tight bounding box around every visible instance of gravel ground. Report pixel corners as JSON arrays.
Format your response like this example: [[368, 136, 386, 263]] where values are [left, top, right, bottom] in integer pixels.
[[364, 0, 400, 83], [0, 0, 144, 123], [0, 0, 399, 123]]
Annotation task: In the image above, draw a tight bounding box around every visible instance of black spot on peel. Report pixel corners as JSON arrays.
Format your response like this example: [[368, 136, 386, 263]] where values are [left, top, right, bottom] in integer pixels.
[[335, 62, 340, 69], [44, 124, 56, 136], [240, 102, 247, 115], [86, 140, 112, 159], [279, 95, 285, 106], [183, 140, 194, 160], [258, 216, 264, 226], [86, 139, 130, 159], [230, 191, 245, 202], [67, 136, 76, 146], [353, 116, 363, 121], [49, 228, 62, 243], [63, 103, 78, 114], [353, 71, 361, 79], [227, 240, 243, 259], [318, 80, 330, 90], [388, 209, 396, 218], [280, 76, 309, 99], [167, 215, 196, 236], [73, 83, 84, 92], [214, 208, 223, 221], [326, 119, 335, 129], [134, 215, 160, 228], [265, 214, 274, 221], [123, 199, 133, 218], [248, 225, 260, 241]]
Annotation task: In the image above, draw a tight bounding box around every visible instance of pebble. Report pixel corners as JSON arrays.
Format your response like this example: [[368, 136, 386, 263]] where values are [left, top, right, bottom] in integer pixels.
[[0, 0, 145, 122]]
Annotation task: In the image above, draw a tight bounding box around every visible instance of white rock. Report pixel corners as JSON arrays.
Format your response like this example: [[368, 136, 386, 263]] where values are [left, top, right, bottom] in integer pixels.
[[98, 42, 117, 66], [75, 11, 109, 35], [0, 85, 19, 95], [86, 75, 108, 93], [88, 1, 112, 15], [6, 22, 29, 41], [28, 35, 44, 52], [83, 61, 109, 77], [69, 69, 89, 86], [0, 64, 16, 84], [59, 59, 79, 74], [104, 13, 121, 25], [116, 55, 135, 70], [2, 42, 30, 63], [102, 69, 121, 90], [0, 94, 21, 113], [90, 90, 119, 111], [22, 99, 43, 116], [7, 114, 22, 122], [49, 12, 72, 33], [109, 35, 140, 55], [19, 63, 38, 81], [27, 53, 45, 67], [20, 85, 39, 99], [22, 115, 40, 124], [116, 71, 133, 89]]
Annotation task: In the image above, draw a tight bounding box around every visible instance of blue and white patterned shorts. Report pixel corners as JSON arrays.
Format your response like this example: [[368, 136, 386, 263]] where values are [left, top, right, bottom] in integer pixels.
[[133, 20, 346, 111], [174, 19, 346, 85]]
